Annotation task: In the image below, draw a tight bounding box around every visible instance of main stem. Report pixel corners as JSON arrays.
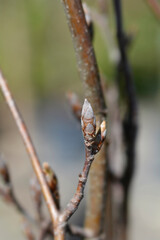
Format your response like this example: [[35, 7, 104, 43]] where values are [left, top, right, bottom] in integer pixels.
[[61, 0, 108, 236]]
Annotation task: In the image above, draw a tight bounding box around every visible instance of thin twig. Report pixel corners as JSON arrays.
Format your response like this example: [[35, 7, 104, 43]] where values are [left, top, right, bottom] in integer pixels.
[[61, 0, 108, 235], [67, 224, 95, 238], [67, 92, 81, 121], [91, 7, 120, 64], [98, 0, 108, 14], [0, 72, 58, 229], [22, 219, 36, 240], [60, 146, 94, 222], [38, 220, 95, 240], [0, 72, 107, 240], [30, 175, 43, 222], [0, 159, 34, 222], [146, 0, 160, 20], [60, 99, 106, 223], [38, 220, 52, 240]]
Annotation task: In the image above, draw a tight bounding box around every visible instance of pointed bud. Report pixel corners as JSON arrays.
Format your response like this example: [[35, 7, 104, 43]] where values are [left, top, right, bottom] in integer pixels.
[[43, 162, 60, 209], [0, 160, 10, 184], [81, 99, 96, 144], [67, 92, 82, 120]]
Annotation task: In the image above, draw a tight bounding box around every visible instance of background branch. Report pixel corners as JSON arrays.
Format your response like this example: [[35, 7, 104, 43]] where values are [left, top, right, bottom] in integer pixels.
[[112, 1, 138, 239], [146, 0, 160, 20]]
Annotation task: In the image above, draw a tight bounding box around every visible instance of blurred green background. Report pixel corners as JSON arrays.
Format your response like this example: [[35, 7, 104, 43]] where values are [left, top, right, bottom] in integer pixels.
[[0, 1, 160, 240], [0, 0, 160, 101]]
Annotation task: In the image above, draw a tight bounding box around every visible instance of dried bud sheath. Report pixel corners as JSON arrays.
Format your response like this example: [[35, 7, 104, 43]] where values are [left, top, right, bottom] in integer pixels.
[[93, 121, 107, 154]]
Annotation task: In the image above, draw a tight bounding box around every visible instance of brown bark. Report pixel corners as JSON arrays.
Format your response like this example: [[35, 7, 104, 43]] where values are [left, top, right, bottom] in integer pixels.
[[61, 0, 108, 236]]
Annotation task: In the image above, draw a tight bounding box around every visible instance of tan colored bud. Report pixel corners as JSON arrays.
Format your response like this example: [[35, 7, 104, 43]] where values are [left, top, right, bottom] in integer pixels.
[[43, 162, 60, 209], [81, 99, 96, 143]]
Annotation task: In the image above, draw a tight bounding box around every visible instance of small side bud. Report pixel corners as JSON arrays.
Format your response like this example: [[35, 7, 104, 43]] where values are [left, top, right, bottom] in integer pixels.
[[67, 92, 82, 120], [83, 3, 94, 41], [92, 120, 107, 154], [81, 99, 96, 145], [43, 162, 60, 209], [0, 160, 10, 184]]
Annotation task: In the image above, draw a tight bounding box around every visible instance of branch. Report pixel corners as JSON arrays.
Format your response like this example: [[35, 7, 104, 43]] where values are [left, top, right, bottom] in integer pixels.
[[112, 0, 138, 238], [38, 221, 52, 240], [61, 0, 108, 235], [30, 175, 43, 222], [67, 92, 82, 121], [37, 220, 95, 240], [0, 159, 34, 222], [0, 72, 107, 240], [91, 6, 120, 64], [67, 225, 95, 238], [146, 0, 160, 20], [0, 72, 58, 229], [61, 0, 106, 114], [60, 100, 106, 224], [98, 0, 109, 14], [22, 219, 36, 240]]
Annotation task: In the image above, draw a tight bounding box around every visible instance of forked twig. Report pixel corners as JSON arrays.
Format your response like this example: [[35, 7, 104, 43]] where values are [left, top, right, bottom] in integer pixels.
[[0, 159, 34, 222], [0, 72, 107, 240]]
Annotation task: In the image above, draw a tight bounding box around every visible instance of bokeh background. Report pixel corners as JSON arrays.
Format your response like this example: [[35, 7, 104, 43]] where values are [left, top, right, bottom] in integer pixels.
[[0, 0, 160, 239]]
